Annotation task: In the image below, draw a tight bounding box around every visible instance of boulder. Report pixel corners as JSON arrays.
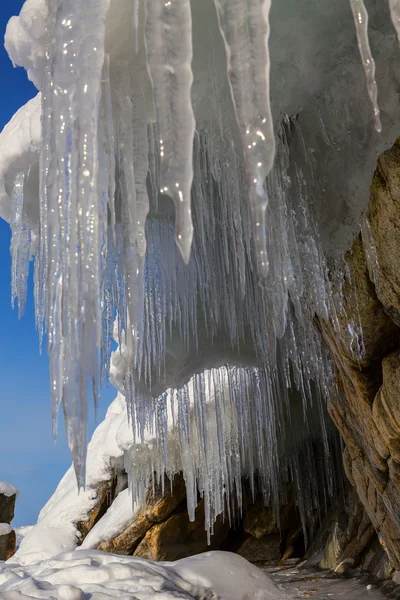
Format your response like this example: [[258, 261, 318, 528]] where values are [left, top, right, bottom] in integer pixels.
[[0, 485, 17, 525], [134, 500, 230, 561], [97, 474, 186, 555], [0, 525, 16, 561], [236, 534, 281, 565], [319, 490, 375, 574], [320, 138, 400, 572], [76, 479, 116, 543]]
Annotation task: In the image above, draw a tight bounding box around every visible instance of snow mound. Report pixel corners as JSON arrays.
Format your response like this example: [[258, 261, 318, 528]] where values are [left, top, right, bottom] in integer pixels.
[[0, 550, 284, 600], [14, 527, 33, 549], [0, 483, 19, 498]]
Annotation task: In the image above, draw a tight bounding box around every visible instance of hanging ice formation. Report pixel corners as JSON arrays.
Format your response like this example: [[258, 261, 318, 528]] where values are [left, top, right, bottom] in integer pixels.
[[10, 0, 400, 539], [213, 0, 275, 275], [349, 0, 381, 132]]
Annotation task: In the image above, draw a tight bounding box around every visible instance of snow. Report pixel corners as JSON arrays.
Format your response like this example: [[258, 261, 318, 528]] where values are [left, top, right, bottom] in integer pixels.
[[81, 489, 138, 550], [0, 94, 40, 227], [4, 0, 48, 89], [14, 527, 33, 549], [0, 524, 12, 536], [0, 483, 19, 498], [0, 550, 284, 599]]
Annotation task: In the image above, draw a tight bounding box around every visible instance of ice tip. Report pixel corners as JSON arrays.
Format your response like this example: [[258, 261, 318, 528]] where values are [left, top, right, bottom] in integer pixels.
[[72, 457, 87, 492], [175, 225, 193, 265]]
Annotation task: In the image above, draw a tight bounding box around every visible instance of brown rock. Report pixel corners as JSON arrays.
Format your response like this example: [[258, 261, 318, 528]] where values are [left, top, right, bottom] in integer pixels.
[[97, 474, 186, 555], [98, 512, 152, 555], [0, 528, 16, 561], [329, 235, 396, 367], [0, 493, 16, 525], [244, 502, 277, 539], [367, 139, 400, 327], [319, 137, 400, 575], [76, 479, 115, 543], [319, 490, 375, 574], [237, 534, 281, 564], [134, 500, 229, 561], [144, 473, 187, 524]]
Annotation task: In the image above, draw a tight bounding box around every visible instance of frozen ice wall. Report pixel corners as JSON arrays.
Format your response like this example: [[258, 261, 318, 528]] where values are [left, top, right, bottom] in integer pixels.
[[2, 0, 400, 537]]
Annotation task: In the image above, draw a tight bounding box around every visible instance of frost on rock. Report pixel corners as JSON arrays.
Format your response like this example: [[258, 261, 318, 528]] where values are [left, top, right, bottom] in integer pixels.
[[2, 0, 400, 546]]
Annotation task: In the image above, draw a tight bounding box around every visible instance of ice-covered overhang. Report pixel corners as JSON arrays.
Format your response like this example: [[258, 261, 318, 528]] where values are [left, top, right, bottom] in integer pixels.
[[2, 0, 400, 253], [2, 0, 400, 488]]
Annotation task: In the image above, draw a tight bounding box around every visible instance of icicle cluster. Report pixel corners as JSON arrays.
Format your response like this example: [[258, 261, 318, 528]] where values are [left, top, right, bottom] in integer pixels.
[[123, 365, 344, 545], [11, 0, 396, 536]]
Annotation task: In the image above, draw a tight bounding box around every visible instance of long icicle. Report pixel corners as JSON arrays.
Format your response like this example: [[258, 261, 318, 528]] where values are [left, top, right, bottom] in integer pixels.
[[349, 0, 382, 132], [144, 0, 195, 263], [40, 0, 110, 486], [213, 0, 275, 276]]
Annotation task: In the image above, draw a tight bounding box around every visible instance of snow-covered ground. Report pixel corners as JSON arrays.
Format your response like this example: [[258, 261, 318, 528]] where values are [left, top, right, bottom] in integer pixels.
[[0, 552, 390, 600], [269, 565, 387, 600], [0, 550, 283, 599]]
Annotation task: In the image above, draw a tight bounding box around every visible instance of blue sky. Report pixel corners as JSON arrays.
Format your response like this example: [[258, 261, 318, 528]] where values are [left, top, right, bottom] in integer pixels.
[[0, 2, 116, 527]]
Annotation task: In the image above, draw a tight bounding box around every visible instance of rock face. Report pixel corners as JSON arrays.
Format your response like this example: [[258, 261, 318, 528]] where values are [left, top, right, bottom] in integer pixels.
[[320, 137, 400, 573], [0, 483, 18, 560], [0, 492, 16, 526], [0, 526, 16, 562], [70, 467, 310, 565]]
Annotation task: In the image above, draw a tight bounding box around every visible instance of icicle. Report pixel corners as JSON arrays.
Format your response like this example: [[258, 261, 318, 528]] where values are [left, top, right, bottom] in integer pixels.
[[213, 0, 275, 276], [144, 0, 195, 263], [40, 0, 110, 486], [101, 54, 116, 240], [349, 0, 382, 132], [133, 0, 140, 54], [389, 0, 400, 43], [10, 172, 30, 319]]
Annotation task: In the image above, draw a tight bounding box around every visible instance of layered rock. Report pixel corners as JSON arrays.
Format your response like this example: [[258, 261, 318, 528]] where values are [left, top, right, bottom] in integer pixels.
[[320, 137, 400, 575], [0, 482, 18, 560]]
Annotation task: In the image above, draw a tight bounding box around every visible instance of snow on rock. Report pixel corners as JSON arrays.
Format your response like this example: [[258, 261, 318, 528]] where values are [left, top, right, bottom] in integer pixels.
[[0, 93, 40, 227], [0, 525, 12, 536], [0, 549, 283, 600], [4, 0, 48, 89], [80, 488, 138, 550], [0, 483, 19, 499]]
